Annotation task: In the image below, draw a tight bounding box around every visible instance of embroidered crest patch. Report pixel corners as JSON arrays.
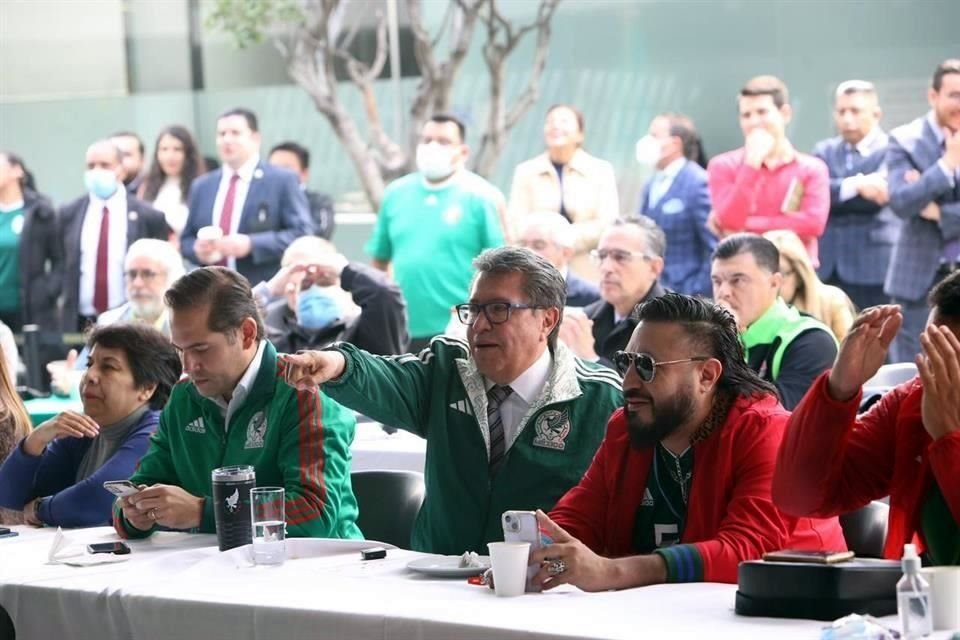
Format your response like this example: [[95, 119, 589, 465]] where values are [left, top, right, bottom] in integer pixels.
[[532, 409, 570, 450], [244, 411, 267, 449]]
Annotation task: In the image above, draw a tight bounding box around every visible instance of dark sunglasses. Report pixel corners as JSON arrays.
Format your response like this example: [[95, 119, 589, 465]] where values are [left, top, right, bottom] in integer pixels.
[[613, 351, 709, 382]]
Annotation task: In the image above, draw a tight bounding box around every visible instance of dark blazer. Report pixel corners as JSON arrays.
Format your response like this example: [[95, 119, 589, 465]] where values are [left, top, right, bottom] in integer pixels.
[[307, 189, 336, 240], [584, 281, 667, 367], [59, 194, 168, 331], [566, 271, 600, 308], [885, 114, 960, 300], [17, 190, 62, 329], [639, 160, 715, 297], [813, 131, 901, 286], [181, 163, 314, 286]]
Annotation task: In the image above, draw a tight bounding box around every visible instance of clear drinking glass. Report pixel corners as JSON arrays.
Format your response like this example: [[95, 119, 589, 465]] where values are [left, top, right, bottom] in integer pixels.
[[250, 487, 286, 565]]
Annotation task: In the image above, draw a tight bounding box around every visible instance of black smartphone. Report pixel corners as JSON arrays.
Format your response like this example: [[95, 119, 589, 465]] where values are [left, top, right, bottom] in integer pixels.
[[86, 541, 131, 555], [0, 526, 19, 539]]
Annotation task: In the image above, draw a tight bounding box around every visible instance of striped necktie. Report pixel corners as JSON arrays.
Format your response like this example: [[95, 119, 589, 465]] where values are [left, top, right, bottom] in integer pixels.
[[487, 385, 513, 474]]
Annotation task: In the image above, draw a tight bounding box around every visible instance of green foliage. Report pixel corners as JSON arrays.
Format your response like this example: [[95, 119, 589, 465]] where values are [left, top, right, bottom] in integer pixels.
[[206, 0, 304, 48]]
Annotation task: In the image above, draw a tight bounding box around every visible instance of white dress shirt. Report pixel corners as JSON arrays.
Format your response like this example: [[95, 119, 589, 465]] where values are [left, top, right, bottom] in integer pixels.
[[79, 188, 129, 316], [211, 155, 259, 270], [152, 177, 189, 235], [484, 347, 552, 452], [647, 156, 687, 209], [209, 339, 266, 430]]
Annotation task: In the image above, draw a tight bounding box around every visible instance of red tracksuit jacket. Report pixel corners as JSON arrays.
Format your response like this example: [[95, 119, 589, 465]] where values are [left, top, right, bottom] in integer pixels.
[[551, 393, 846, 583], [773, 373, 960, 560]]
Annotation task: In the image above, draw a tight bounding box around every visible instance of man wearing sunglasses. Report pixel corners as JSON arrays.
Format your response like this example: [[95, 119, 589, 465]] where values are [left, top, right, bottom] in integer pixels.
[[561, 216, 668, 367], [525, 293, 845, 591], [711, 233, 838, 409], [282, 247, 623, 554]]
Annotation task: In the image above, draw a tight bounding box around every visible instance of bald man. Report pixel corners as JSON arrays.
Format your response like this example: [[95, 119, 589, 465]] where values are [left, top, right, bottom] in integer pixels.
[[57, 139, 168, 332]]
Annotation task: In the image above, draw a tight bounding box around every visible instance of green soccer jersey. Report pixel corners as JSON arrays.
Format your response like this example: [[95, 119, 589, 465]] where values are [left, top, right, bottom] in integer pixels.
[[365, 172, 504, 338], [0, 207, 24, 312], [921, 478, 960, 565], [633, 444, 694, 553]]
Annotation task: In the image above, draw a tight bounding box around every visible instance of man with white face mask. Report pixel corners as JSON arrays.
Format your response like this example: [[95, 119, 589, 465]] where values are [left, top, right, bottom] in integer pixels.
[[636, 114, 715, 297], [264, 235, 409, 355], [58, 140, 168, 332], [366, 114, 504, 351]]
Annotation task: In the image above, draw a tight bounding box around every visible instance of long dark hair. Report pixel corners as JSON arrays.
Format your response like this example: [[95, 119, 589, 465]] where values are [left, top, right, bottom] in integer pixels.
[[140, 125, 205, 204], [0, 151, 36, 193], [634, 293, 779, 400]]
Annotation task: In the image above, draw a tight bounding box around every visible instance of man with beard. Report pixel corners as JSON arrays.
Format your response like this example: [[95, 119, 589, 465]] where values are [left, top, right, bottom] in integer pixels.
[[282, 247, 623, 554], [525, 293, 845, 591]]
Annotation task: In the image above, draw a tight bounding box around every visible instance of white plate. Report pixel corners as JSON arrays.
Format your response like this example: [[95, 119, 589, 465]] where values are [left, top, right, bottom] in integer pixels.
[[406, 555, 490, 577]]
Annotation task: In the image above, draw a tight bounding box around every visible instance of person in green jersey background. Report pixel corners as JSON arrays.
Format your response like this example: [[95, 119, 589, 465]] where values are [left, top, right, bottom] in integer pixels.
[[366, 114, 505, 352], [0, 152, 61, 334]]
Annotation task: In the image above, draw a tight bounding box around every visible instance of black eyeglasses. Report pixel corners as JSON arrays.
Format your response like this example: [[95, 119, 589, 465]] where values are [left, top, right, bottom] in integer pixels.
[[613, 351, 709, 382], [124, 269, 162, 281], [455, 302, 543, 326]]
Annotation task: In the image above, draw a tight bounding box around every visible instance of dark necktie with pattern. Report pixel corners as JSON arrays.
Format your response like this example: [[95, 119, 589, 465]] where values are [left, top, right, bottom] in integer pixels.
[[487, 384, 514, 474]]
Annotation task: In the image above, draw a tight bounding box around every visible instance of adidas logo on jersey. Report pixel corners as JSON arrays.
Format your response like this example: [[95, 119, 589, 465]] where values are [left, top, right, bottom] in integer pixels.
[[185, 417, 206, 434]]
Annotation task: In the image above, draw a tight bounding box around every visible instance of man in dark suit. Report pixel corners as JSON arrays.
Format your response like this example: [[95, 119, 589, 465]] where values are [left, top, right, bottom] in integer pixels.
[[268, 141, 336, 240], [180, 108, 313, 286], [58, 140, 168, 332], [560, 216, 667, 368], [636, 113, 715, 298], [814, 80, 900, 312], [885, 59, 960, 362], [517, 211, 600, 307]]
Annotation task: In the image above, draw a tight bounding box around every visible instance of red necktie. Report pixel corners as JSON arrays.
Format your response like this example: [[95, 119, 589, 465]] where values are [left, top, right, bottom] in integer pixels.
[[217, 174, 239, 266], [93, 206, 110, 314]]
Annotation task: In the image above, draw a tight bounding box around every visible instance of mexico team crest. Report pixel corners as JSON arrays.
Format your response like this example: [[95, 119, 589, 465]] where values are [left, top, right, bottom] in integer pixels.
[[532, 409, 570, 450], [244, 411, 267, 449]]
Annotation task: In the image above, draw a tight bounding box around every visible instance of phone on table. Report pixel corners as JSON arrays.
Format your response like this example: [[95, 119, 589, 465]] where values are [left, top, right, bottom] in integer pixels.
[[0, 526, 19, 539], [762, 549, 855, 564], [102, 480, 142, 498], [502, 510, 550, 591], [86, 541, 131, 555]]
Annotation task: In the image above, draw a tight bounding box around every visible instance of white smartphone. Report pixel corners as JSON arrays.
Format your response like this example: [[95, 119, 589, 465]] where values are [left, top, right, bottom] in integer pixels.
[[502, 510, 544, 592], [102, 480, 141, 498]]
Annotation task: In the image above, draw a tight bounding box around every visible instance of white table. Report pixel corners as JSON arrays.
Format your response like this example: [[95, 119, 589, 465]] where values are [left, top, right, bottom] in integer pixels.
[[3, 526, 940, 640], [349, 422, 426, 473]]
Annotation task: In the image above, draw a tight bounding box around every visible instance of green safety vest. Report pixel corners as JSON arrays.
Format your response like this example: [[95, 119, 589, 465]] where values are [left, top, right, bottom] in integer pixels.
[[741, 299, 837, 381]]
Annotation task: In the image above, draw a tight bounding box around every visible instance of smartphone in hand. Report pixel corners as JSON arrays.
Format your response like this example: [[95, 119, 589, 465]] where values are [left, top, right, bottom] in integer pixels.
[[102, 480, 141, 498], [502, 510, 549, 591]]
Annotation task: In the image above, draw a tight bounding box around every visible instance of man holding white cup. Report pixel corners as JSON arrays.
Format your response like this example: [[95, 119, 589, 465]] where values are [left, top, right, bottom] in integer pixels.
[[180, 108, 313, 286]]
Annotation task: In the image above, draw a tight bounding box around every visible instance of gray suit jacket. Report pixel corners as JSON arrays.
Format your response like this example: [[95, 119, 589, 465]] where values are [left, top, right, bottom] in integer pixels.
[[884, 114, 960, 300], [813, 131, 900, 286]]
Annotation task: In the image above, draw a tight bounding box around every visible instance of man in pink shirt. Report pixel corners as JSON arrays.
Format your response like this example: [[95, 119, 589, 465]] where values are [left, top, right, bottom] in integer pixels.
[[707, 76, 830, 266]]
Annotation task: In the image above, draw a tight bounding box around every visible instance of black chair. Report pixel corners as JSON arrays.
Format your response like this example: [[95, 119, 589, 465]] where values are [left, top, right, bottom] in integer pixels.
[[839, 500, 890, 559], [351, 470, 425, 550]]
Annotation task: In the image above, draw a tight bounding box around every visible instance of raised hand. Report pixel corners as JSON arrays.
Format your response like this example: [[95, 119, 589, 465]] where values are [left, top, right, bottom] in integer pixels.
[[917, 324, 960, 440], [827, 305, 902, 401], [279, 350, 347, 390]]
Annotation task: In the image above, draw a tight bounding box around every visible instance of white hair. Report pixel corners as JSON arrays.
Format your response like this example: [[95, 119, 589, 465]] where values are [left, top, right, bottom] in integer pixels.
[[835, 79, 877, 100], [518, 211, 576, 249], [282, 235, 336, 267], [124, 239, 185, 284]]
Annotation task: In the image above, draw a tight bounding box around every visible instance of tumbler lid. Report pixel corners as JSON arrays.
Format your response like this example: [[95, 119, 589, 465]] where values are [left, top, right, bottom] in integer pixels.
[[211, 465, 255, 482]]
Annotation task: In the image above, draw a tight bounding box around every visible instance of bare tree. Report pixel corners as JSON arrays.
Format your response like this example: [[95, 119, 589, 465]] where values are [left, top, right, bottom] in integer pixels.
[[207, 0, 562, 209]]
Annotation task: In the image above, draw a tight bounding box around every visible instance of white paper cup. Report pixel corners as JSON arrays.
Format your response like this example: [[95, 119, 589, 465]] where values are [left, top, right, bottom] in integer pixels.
[[197, 225, 224, 241], [487, 542, 530, 597], [921, 566, 960, 631]]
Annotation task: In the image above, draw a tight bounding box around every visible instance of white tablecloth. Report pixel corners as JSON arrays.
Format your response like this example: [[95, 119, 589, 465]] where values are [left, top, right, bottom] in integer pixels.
[[350, 422, 426, 473], [3, 526, 941, 640]]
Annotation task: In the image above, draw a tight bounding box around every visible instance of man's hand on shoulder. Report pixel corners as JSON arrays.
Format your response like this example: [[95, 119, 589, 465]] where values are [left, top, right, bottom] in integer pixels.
[[280, 350, 347, 390]]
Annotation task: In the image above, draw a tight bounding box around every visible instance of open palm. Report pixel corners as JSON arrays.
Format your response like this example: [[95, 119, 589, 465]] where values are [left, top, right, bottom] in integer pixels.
[[828, 305, 903, 401]]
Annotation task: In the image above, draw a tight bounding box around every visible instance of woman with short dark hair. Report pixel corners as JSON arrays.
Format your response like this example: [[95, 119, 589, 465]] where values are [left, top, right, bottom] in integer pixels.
[[0, 324, 182, 527]]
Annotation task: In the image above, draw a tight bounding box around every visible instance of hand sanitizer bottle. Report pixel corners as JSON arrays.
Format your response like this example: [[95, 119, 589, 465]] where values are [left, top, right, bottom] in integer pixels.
[[897, 543, 932, 639]]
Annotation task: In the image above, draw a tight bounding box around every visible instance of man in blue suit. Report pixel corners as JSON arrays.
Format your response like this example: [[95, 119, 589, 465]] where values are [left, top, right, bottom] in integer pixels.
[[636, 113, 715, 297], [885, 59, 960, 362], [181, 108, 313, 286], [814, 80, 900, 312]]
